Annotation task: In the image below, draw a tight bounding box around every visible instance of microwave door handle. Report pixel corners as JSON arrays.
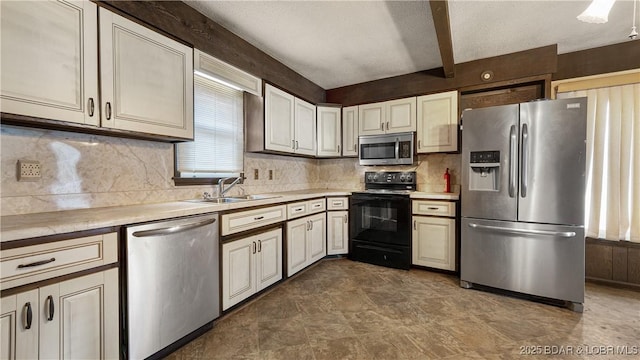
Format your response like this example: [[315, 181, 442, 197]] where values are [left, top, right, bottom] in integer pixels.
[[395, 137, 399, 160]]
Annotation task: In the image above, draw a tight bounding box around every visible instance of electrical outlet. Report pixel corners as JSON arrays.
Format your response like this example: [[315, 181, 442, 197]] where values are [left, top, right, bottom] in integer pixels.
[[17, 160, 41, 181], [254, 169, 259, 180], [269, 170, 273, 180]]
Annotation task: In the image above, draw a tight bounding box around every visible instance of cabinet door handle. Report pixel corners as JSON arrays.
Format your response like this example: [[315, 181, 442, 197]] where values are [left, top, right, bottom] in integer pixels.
[[344, 214, 348, 223], [413, 220, 417, 230], [337, 145, 340, 154], [380, 123, 384, 131], [292, 140, 295, 149], [354, 144, 357, 151], [46, 295, 55, 321], [254, 216, 265, 220], [252, 241, 257, 254], [17, 257, 55, 269], [258, 240, 262, 252], [295, 141, 299, 149], [88, 98, 95, 117], [427, 207, 439, 210], [386, 121, 389, 131], [23, 302, 33, 330], [105, 102, 112, 120], [310, 220, 314, 230], [418, 140, 421, 149], [313, 204, 321, 208], [306, 220, 310, 231]]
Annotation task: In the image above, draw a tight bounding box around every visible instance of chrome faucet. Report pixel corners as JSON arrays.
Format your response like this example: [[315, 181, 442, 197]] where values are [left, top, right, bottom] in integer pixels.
[[218, 177, 242, 197]]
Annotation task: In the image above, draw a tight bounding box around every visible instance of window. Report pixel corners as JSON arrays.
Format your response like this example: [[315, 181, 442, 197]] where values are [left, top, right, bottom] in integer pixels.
[[556, 71, 639, 243], [175, 74, 244, 182]]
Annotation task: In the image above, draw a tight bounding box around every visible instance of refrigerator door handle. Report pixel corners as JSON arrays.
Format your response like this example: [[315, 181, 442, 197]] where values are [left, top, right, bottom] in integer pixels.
[[509, 125, 517, 198], [520, 123, 529, 198], [468, 222, 576, 238]]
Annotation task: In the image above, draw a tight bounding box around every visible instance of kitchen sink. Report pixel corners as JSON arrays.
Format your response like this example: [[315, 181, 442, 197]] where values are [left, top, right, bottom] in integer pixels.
[[183, 194, 281, 204], [232, 194, 281, 200]]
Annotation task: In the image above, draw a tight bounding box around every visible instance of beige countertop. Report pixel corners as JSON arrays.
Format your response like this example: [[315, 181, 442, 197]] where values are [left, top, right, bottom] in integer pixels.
[[0, 189, 458, 243], [411, 191, 460, 201], [0, 189, 350, 243]]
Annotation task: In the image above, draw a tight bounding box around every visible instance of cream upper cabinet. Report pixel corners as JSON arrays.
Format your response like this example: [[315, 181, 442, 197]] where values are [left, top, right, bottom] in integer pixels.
[[359, 102, 386, 135], [1, 269, 119, 360], [317, 106, 342, 157], [265, 84, 296, 153], [386, 97, 417, 133], [0, 0, 99, 126], [294, 98, 317, 156], [264, 84, 316, 155], [416, 90, 459, 153], [342, 106, 359, 156], [359, 97, 416, 135], [99, 8, 193, 139]]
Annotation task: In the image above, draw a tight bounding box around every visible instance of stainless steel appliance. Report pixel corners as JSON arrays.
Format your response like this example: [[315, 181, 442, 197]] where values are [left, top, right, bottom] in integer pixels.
[[460, 98, 587, 311], [125, 213, 220, 359], [359, 132, 414, 166], [350, 171, 416, 269]]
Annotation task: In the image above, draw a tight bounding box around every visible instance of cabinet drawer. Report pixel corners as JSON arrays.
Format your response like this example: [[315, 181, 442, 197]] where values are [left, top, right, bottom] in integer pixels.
[[287, 198, 326, 219], [327, 197, 349, 210], [412, 200, 455, 217], [1, 233, 118, 291], [222, 205, 286, 236]]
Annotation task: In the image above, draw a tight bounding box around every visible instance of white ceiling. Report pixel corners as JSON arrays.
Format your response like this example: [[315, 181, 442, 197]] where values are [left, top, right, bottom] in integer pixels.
[[185, 0, 638, 90]]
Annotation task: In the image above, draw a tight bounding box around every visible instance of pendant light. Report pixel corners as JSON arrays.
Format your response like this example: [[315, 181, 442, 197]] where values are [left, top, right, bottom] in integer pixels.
[[630, 0, 638, 39], [577, 0, 616, 23]]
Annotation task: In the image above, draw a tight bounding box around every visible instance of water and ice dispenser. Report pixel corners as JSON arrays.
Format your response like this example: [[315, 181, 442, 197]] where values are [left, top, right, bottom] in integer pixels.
[[468, 151, 500, 191]]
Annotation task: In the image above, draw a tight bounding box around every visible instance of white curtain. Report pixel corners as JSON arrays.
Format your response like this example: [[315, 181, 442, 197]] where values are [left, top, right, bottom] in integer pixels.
[[559, 83, 639, 242]]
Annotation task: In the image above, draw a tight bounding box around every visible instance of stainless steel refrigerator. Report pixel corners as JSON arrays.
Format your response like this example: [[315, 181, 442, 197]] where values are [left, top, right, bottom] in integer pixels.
[[460, 97, 587, 311]]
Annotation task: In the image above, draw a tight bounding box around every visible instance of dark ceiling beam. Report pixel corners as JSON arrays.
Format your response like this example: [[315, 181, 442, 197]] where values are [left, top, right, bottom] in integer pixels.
[[429, 0, 455, 78]]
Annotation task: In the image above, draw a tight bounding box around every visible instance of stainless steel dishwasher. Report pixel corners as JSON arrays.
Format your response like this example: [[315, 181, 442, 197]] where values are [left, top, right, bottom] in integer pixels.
[[125, 213, 219, 360]]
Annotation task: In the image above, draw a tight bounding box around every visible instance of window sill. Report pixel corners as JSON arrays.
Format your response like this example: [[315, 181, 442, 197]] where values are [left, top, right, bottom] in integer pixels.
[[173, 177, 219, 186]]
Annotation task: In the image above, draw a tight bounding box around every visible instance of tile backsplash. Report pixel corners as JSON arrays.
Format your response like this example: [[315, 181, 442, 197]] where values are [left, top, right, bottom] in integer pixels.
[[1, 125, 460, 216]]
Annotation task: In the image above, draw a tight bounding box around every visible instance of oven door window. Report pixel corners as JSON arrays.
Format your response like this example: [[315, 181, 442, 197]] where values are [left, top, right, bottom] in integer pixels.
[[360, 142, 395, 160], [351, 195, 410, 246]]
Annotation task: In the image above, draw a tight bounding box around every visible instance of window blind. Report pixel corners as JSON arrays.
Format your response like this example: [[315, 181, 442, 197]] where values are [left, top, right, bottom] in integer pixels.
[[176, 75, 243, 177]]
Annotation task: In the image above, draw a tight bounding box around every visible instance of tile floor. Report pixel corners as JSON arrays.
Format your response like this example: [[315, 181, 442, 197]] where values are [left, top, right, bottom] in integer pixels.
[[167, 259, 640, 359]]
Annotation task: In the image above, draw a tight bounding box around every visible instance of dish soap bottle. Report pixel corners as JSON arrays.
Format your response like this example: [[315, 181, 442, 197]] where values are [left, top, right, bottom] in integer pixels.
[[444, 168, 451, 193]]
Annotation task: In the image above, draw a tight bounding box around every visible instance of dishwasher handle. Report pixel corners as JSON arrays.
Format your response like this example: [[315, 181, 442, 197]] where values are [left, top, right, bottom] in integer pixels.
[[131, 218, 216, 237]]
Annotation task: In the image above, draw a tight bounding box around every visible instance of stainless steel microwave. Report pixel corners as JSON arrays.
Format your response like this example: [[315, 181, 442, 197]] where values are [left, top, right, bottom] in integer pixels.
[[359, 132, 414, 165]]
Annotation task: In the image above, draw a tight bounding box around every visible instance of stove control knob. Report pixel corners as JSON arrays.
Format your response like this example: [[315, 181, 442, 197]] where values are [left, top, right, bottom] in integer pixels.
[[367, 174, 373, 182], [373, 174, 379, 181], [400, 175, 406, 182], [406, 174, 413, 182]]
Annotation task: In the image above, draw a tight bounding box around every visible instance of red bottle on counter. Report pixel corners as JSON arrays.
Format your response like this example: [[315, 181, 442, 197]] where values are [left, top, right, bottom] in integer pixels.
[[444, 168, 451, 193]]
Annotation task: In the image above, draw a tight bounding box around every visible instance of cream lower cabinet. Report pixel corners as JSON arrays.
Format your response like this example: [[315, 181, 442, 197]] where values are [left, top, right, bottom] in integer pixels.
[[222, 228, 283, 310], [0, 269, 119, 360], [327, 211, 349, 255], [412, 199, 456, 270], [416, 90, 459, 153], [287, 213, 326, 277]]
